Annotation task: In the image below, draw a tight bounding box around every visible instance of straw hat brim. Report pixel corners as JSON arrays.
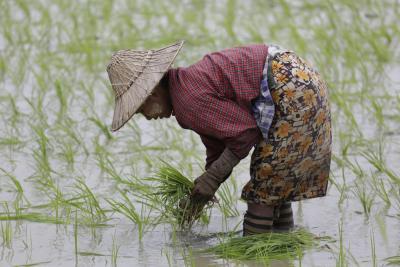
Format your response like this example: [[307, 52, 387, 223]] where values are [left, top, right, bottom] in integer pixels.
[[108, 40, 184, 131]]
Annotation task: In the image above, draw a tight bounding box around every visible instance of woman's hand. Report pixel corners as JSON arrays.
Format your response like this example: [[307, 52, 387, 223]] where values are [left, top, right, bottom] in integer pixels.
[[191, 147, 240, 203], [191, 172, 220, 202]]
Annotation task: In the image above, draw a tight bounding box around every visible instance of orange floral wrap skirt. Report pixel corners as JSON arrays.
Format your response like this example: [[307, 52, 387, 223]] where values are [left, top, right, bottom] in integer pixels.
[[241, 48, 332, 206]]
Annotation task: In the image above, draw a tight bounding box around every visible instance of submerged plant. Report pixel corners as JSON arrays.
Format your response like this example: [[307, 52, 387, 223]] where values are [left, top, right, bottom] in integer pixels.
[[385, 256, 400, 266], [74, 210, 78, 264], [0, 212, 64, 224], [107, 190, 151, 241], [370, 229, 377, 267], [336, 221, 348, 267], [0, 0, 399, 264], [206, 229, 321, 262], [31, 124, 52, 177], [217, 182, 240, 217], [361, 149, 400, 185], [352, 180, 374, 217], [72, 178, 107, 225], [0, 203, 13, 248], [370, 173, 391, 207], [0, 221, 12, 249], [111, 232, 120, 267], [0, 167, 23, 193]]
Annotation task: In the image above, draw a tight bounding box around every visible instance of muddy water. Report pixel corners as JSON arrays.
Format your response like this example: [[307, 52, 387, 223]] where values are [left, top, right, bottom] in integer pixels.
[[4, 180, 399, 267], [1, 0, 400, 266]]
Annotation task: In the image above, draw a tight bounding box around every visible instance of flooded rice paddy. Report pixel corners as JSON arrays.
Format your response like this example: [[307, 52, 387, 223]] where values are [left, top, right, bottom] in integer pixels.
[[0, 0, 400, 266]]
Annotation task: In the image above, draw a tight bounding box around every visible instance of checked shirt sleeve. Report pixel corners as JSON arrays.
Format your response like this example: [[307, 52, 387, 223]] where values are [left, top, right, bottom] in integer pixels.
[[192, 93, 262, 161], [200, 135, 225, 170]]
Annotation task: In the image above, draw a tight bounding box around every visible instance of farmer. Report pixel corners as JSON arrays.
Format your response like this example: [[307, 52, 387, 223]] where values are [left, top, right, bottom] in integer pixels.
[[106, 41, 332, 236]]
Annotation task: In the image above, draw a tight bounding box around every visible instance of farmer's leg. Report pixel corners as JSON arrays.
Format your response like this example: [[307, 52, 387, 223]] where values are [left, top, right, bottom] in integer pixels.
[[243, 203, 274, 236], [273, 201, 294, 230], [241, 140, 279, 236]]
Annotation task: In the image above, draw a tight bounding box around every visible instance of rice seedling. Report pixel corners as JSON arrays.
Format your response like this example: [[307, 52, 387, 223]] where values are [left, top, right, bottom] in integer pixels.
[[72, 178, 107, 225], [95, 151, 123, 183], [89, 116, 113, 141], [374, 213, 388, 244], [78, 251, 106, 257], [181, 246, 196, 267], [107, 190, 151, 241], [55, 117, 89, 156], [216, 182, 239, 217], [1, 203, 13, 248], [392, 187, 400, 214], [223, 0, 238, 41], [59, 141, 75, 170], [336, 222, 348, 267], [0, 212, 64, 224], [5, 95, 21, 129], [367, 95, 385, 129], [144, 162, 214, 227], [370, 229, 377, 267], [93, 137, 122, 175], [385, 256, 400, 266], [119, 175, 157, 203], [206, 229, 322, 262], [1, 220, 12, 249], [352, 180, 374, 217], [31, 177, 108, 226], [0, 0, 399, 265], [54, 79, 68, 120], [78, 80, 96, 107], [31, 124, 52, 177], [362, 149, 400, 185], [111, 232, 120, 267], [14, 261, 52, 267], [370, 173, 391, 207], [0, 55, 5, 79], [29, 173, 67, 222], [74, 209, 78, 264], [0, 136, 23, 148], [328, 93, 362, 137], [12, 193, 25, 219], [328, 168, 349, 208], [0, 167, 23, 193], [343, 157, 364, 179], [162, 247, 174, 267]]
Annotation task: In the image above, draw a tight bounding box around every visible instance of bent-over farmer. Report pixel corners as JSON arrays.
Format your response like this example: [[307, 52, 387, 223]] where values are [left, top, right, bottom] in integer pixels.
[[106, 41, 332, 236]]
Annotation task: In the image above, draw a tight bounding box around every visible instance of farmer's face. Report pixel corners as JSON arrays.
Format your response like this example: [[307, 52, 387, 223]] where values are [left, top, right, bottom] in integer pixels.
[[137, 83, 173, 120]]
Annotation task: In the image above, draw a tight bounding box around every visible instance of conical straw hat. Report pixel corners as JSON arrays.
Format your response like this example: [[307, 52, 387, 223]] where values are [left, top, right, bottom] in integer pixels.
[[107, 40, 184, 131]]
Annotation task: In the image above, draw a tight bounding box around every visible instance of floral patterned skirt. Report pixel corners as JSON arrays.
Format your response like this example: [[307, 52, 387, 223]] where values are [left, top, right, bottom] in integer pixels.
[[241, 48, 332, 206]]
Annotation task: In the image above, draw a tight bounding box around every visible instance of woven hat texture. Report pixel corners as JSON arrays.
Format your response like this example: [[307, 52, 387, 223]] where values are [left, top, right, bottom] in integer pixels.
[[107, 40, 184, 131]]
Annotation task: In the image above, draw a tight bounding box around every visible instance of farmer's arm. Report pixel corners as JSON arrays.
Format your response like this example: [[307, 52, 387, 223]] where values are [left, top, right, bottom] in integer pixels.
[[200, 135, 225, 170], [200, 129, 260, 169], [192, 99, 262, 202]]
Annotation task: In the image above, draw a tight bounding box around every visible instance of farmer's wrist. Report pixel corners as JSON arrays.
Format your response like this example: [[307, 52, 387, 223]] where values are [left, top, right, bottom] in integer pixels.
[[195, 172, 220, 192], [192, 172, 219, 202], [192, 148, 240, 201], [206, 148, 240, 184]]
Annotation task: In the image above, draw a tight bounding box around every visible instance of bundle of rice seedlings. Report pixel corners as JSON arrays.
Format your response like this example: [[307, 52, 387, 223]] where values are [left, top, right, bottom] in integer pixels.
[[206, 229, 321, 262], [145, 163, 214, 227]]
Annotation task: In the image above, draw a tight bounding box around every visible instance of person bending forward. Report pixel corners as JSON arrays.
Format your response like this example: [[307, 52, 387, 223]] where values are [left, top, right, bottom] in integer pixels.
[[106, 41, 332, 235]]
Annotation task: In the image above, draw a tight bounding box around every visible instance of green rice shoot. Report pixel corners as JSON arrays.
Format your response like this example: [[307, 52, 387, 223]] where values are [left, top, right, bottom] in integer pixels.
[[385, 256, 400, 266], [145, 162, 213, 227], [0, 0, 399, 265], [206, 229, 323, 262]]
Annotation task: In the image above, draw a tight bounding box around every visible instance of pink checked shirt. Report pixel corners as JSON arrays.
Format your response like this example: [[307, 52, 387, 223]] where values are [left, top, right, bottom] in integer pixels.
[[167, 44, 269, 168]]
